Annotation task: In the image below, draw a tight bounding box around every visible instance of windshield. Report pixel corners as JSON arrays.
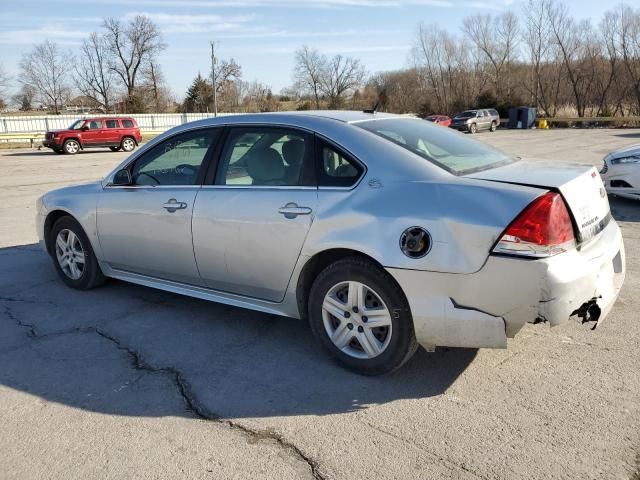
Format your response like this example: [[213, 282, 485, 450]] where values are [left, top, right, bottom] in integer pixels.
[[457, 111, 476, 118], [355, 117, 515, 175], [68, 120, 85, 130]]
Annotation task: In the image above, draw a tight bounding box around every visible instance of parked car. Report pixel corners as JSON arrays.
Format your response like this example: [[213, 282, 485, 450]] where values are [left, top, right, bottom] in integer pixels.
[[450, 108, 500, 133], [43, 117, 142, 155], [425, 115, 452, 127], [36, 111, 625, 375], [600, 144, 640, 200]]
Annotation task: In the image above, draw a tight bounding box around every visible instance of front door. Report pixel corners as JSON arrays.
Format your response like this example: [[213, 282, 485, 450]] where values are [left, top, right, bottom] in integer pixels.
[[192, 126, 317, 301], [97, 128, 219, 284]]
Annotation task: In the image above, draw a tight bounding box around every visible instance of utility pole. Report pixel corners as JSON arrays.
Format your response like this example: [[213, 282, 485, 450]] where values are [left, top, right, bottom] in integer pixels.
[[210, 41, 218, 117]]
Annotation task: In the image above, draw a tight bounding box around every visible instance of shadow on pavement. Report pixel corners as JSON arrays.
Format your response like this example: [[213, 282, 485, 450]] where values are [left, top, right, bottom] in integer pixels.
[[613, 132, 640, 139], [610, 196, 640, 223], [0, 244, 476, 419], [6, 150, 101, 157]]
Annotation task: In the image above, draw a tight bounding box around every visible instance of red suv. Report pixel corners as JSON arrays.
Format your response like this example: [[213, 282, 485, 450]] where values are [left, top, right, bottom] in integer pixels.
[[43, 117, 142, 155]]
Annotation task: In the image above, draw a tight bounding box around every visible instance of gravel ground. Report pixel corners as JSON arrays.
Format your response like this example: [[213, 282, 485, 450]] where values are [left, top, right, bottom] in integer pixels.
[[1, 128, 639, 479]]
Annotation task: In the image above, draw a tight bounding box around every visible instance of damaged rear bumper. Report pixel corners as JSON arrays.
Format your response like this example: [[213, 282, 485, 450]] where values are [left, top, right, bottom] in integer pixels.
[[386, 220, 625, 350]]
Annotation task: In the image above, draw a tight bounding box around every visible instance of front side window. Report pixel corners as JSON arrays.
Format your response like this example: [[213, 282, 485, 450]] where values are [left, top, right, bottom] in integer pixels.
[[217, 128, 311, 186], [105, 120, 119, 129], [131, 129, 216, 186], [318, 142, 363, 187], [87, 120, 102, 130], [356, 117, 514, 175]]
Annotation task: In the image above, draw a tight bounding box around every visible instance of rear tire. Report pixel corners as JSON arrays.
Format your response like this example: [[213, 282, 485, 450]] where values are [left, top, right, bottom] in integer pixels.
[[308, 257, 418, 375], [49, 216, 106, 290], [53, 149, 64, 154], [120, 137, 136, 152], [109, 146, 121, 152], [469, 123, 477, 134], [63, 139, 80, 155], [490, 121, 497, 132]]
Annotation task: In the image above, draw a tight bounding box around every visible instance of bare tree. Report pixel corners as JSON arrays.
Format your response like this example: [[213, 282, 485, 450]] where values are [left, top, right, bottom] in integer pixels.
[[320, 54, 366, 108], [19, 40, 69, 114], [462, 12, 519, 98], [293, 46, 326, 109], [548, 2, 596, 117], [0, 64, 10, 109], [74, 32, 114, 112], [102, 15, 165, 111], [616, 5, 640, 115]]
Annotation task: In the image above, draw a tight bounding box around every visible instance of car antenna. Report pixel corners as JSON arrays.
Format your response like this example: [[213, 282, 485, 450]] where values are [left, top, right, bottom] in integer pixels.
[[363, 101, 380, 114]]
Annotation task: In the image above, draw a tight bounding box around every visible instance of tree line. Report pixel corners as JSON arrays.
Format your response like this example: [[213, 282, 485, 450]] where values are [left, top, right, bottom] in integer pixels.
[[1, 0, 639, 118]]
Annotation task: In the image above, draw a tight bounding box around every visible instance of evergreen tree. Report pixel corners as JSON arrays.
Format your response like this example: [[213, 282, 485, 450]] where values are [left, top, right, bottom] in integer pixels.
[[183, 73, 213, 113]]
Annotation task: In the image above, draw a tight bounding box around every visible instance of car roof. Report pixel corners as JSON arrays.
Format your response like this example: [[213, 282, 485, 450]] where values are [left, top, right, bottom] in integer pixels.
[[279, 110, 399, 123]]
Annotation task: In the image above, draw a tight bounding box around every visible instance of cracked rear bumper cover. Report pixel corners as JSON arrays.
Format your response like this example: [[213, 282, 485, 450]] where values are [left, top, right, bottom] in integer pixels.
[[387, 220, 625, 350]]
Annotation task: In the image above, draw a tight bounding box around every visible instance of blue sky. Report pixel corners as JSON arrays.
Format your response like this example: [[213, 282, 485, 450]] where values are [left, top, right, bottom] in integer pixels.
[[0, 0, 619, 99]]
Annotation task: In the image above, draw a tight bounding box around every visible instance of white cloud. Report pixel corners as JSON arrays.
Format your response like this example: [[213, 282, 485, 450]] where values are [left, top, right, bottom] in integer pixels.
[[0, 27, 89, 46]]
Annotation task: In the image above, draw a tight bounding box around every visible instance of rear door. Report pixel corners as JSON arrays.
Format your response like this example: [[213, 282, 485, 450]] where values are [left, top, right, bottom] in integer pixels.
[[192, 126, 317, 301], [82, 119, 104, 145], [103, 119, 121, 145]]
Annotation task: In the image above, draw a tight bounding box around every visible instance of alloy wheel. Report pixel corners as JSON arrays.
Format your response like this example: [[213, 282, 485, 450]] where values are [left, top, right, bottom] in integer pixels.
[[65, 141, 79, 154], [322, 281, 393, 359], [55, 228, 85, 280], [122, 138, 135, 151]]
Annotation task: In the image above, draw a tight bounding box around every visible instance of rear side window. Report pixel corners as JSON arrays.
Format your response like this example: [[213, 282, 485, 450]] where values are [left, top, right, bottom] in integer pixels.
[[105, 120, 119, 129], [317, 141, 363, 188], [122, 119, 134, 128], [216, 127, 313, 187]]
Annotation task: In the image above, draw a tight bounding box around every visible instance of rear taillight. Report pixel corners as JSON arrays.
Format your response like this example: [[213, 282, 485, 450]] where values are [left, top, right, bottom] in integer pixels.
[[493, 192, 575, 258]]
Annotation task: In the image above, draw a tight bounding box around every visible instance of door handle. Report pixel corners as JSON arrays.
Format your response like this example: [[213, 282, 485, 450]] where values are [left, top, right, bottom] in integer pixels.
[[278, 203, 312, 219], [163, 198, 188, 212]]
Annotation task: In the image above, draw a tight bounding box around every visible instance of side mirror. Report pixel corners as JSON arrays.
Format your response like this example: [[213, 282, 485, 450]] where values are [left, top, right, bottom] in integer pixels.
[[81, 125, 89, 131], [112, 169, 132, 186]]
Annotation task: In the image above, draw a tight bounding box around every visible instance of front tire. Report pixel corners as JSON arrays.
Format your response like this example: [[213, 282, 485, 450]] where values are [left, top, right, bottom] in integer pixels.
[[109, 146, 121, 152], [120, 137, 136, 152], [50, 216, 106, 290], [308, 257, 418, 375], [63, 139, 80, 154]]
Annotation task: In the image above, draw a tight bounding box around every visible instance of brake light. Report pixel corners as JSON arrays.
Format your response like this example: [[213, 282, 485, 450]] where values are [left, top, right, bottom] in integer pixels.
[[493, 192, 575, 258]]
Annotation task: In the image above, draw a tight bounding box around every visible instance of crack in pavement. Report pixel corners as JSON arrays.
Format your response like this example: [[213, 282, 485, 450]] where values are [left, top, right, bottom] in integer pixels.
[[359, 418, 488, 480], [1, 297, 326, 480]]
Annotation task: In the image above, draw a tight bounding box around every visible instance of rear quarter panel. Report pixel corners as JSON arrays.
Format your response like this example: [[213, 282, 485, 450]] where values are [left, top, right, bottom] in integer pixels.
[[303, 177, 542, 274]]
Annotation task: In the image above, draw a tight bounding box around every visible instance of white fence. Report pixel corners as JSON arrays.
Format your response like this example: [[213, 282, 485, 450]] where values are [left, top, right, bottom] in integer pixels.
[[0, 113, 239, 134]]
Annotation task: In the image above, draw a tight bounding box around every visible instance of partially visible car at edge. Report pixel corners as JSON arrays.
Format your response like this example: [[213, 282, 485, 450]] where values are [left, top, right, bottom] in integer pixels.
[[450, 108, 500, 133], [601, 144, 640, 200], [43, 117, 142, 155], [36, 111, 625, 375], [425, 115, 452, 127]]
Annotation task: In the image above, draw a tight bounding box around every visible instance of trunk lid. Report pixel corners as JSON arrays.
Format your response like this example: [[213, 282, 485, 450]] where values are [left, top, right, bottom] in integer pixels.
[[467, 160, 610, 243]]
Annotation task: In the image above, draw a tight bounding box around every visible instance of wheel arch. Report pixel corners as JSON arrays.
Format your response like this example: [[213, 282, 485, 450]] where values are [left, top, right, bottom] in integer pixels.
[[62, 136, 83, 150], [295, 248, 406, 319], [121, 135, 138, 146], [43, 209, 75, 255]]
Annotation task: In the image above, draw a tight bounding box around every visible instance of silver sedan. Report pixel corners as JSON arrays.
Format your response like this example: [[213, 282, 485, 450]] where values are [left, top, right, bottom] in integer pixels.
[[36, 111, 626, 375]]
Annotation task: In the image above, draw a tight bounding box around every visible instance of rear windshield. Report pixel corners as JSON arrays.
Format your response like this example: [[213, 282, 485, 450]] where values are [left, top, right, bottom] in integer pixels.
[[355, 118, 515, 175]]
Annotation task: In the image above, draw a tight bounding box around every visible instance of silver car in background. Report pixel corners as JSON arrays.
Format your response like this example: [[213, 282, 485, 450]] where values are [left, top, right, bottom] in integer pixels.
[[450, 108, 500, 133], [36, 111, 625, 375]]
